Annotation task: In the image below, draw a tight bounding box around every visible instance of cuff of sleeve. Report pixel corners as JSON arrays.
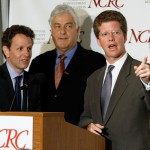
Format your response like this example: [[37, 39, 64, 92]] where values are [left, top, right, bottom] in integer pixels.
[[142, 80, 150, 90], [146, 82, 150, 90]]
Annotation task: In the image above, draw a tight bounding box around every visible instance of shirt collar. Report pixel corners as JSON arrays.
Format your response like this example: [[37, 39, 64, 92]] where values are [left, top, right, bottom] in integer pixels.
[[106, 52, 128, 71], [6, 61, 24, 79], [56, 43, 77, 60]]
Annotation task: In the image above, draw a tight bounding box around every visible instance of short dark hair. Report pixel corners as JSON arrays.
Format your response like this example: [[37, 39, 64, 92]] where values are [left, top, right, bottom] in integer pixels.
[[2, 25, 35, 48], [93, 10, 127, 38]]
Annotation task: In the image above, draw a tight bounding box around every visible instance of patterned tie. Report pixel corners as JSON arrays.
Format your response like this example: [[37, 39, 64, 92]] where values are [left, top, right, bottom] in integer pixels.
[[101, 65, 115, 120], [55, 54, 66, 89], [15, 75, 22, 111]]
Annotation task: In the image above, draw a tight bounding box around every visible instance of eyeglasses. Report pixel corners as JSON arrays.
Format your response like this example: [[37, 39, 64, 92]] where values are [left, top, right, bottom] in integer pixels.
[[99, 30, 122, 38]]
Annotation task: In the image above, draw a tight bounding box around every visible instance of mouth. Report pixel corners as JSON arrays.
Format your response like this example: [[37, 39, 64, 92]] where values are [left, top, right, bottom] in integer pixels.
[[22, 59, 30, 63], [58, 37, 68, 40], [108, 43, 117, 49]]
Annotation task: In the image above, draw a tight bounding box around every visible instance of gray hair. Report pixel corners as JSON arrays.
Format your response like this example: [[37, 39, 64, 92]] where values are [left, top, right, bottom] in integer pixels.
[[49, 4, 81, 29]]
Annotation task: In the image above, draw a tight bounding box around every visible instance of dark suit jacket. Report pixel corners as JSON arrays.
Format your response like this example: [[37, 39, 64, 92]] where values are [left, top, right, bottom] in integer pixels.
[[79, 55, 150, 150], [29, 43, 106, 125], [0, 63, 41, 111]]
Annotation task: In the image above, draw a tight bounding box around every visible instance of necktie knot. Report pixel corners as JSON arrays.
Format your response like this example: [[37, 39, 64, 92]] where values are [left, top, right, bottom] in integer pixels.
[[107, 65, 115, 72], [15, 75, 22, 84], [59, 54, 66, 61]]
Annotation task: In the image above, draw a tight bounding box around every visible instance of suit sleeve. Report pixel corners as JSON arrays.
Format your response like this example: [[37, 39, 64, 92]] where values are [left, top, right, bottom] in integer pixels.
[[78, 77, 94, 127]]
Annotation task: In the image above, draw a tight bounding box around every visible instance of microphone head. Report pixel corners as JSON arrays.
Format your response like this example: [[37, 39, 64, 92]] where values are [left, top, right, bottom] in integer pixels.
[[21, 73, 46, 89], [33, 73, 46, 84]]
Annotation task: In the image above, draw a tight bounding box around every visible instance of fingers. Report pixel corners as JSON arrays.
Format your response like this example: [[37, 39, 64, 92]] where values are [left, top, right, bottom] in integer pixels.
[[134, 66, 138, 71], [134, 56, 150, 83], [87, 123, 104, 135], [134, 56, 148, 76], [141, 56, 148, 65]]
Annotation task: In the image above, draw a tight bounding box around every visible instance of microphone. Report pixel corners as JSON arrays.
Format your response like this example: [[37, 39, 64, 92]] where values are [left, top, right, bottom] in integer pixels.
[[20, 73, 46, 90], [9, 73, 46, 111]]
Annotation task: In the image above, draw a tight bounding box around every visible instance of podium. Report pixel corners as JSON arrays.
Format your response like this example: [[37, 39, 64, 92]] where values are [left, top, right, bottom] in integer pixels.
[[0, 112, 105, 150]]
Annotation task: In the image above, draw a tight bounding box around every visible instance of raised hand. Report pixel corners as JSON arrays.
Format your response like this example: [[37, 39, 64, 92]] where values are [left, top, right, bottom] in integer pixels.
[[134, 56, 150, 84]]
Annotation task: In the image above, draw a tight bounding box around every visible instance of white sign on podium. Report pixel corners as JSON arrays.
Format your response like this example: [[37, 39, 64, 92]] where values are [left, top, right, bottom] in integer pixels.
[[0, 116, 33, 150]]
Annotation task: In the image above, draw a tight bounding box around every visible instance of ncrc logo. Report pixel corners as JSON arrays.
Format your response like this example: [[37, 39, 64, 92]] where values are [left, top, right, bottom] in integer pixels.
[[0, 129, 29, 149], [129, 29, 150, 43], [88, 0, 124, 9]]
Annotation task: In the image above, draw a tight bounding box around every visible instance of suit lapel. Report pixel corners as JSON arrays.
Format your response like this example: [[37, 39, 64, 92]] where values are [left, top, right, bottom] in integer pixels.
[[22, 71, 30, 110], [104, 56, 133, 124], [95, 66, 106, 123], [57, 45, 83, 89], [2, 63, 15, 99], [65, 46, 82, 74], [0, 63, 18, 110]]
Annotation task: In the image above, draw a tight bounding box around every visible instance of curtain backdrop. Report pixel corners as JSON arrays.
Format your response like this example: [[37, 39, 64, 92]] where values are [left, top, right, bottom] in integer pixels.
[[0, 0, 9, 64], [6, 0, 150, 65]]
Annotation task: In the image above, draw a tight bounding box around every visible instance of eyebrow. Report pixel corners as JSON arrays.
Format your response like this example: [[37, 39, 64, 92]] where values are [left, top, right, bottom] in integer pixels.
[[53, 22, 73, 25]]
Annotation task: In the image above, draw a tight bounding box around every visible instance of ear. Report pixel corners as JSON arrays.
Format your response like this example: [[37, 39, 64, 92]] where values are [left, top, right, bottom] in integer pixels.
[[124, 34, 127, 43], [97, 38, 102, 47], [77, 27, 80, 34], [2, 46, 10, 58]]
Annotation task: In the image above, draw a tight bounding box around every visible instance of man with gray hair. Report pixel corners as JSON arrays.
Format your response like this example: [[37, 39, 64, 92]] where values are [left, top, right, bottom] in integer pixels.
[[29, 4, 106, 125]]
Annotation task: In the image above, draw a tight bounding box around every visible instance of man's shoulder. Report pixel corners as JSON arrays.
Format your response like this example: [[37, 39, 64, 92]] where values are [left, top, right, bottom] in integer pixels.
[[32, 49, 56, 61], [89, 65, 104, 78], [126, 54, 142, 66], [0, 63, 7, 75], [78, 44, 104, 56], [81, 48, 106, 63], [78, 46, 103, 57]]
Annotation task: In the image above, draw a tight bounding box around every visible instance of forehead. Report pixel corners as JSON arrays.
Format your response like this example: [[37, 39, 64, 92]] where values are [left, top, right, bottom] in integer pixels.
[[98, 21, 121, 31], [52, 13, 75, 24], [11, 34, 32, 46]]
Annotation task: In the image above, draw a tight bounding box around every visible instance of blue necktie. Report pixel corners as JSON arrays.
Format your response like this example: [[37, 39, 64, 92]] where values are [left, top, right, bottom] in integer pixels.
[[15, 75, 22, 111], [101, 65, 115, 120]]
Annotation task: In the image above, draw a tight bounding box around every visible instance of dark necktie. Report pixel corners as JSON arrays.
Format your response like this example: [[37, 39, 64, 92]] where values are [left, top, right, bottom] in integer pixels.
[[15, 75, 22, 111], [101, 65, 115, 120], [55, 54, 66, 89]]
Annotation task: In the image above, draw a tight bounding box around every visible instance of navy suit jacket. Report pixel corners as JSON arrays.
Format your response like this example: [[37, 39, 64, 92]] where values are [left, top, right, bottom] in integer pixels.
[[29, 43, 106, 125], [79, 55, 150, 150], [0, 63, 41, 111]]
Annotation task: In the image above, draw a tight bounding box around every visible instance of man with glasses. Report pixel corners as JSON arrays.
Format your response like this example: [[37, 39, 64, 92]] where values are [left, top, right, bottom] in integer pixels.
[[79, 10, 150, 149]]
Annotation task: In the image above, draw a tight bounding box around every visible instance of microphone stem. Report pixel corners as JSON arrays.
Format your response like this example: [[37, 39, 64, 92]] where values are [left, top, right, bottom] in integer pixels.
[[26, 90, 29, 112], [9, 91, 17, 111]]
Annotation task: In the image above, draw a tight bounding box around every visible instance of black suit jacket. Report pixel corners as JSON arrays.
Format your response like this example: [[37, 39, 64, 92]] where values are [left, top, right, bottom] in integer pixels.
[[79, 55, 150, 150], [29, 43, 106, 125], [0, 63, 41, 111]]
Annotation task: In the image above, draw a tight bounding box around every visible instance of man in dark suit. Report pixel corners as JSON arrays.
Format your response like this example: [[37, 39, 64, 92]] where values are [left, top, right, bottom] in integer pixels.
[[0, 25, 42, 111], [29, 4, 106, 125], [79, 10, 150, 149]]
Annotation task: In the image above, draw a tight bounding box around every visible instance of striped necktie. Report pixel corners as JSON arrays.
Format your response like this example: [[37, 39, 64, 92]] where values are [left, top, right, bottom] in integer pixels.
[[55, 54, 66, 89]]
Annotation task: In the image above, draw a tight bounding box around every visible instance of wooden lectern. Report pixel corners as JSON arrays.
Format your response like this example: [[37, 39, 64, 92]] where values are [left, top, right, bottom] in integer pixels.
[[0, 112, 105, 150]]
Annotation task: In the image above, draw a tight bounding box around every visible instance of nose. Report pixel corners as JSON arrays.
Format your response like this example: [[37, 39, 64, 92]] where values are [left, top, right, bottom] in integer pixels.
[[24, 48, 32, 57], [60, 26, 66, 34], [109, 32, 115, 41]]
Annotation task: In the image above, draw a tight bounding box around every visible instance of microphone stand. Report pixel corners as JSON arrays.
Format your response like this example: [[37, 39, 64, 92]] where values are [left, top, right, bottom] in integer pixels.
[[26, 89, 29, 112], [9, 85, 29, 112], [9, 90, 17, 111]]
